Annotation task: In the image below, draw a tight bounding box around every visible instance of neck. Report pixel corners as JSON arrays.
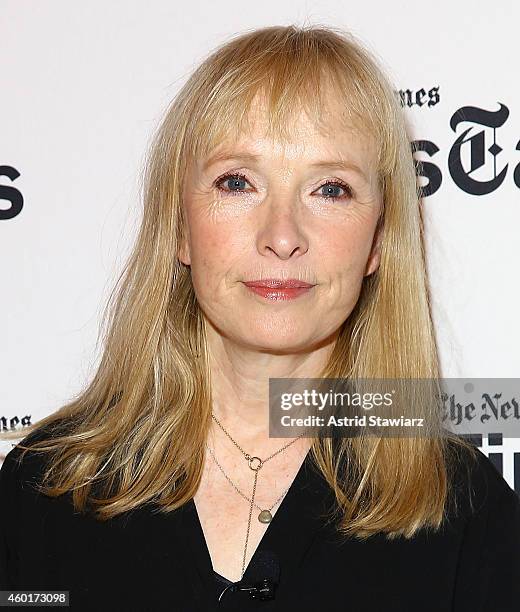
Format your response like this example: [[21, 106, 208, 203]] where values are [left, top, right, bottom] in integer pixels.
[[204, 321, 337, 453]]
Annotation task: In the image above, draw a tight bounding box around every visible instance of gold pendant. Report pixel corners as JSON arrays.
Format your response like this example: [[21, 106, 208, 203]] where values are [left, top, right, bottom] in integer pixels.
[[258, 509, 272, 523]]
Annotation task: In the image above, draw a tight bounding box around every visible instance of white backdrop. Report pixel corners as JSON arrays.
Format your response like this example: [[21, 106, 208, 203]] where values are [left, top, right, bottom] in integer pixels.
[[1, 1, 519, 491]]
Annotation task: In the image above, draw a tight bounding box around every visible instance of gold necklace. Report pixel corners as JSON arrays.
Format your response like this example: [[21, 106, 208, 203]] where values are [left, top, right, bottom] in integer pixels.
[[205, 444, 290, 522], [210, 412, 305, 580]]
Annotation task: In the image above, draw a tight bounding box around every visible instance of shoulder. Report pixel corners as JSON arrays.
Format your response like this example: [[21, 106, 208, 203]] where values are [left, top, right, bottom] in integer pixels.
[[444, 438, 520, 521], [0, 424, 60, 496], [444, 439, 520, 608]]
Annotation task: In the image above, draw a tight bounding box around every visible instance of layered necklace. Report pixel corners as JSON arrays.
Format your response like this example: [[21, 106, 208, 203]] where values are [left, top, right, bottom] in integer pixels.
[[207, 412, 306, 580]]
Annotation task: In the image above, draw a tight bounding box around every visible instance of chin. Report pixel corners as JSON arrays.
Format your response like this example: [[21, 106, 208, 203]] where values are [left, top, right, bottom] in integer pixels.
[[229, 320, 319, 353]]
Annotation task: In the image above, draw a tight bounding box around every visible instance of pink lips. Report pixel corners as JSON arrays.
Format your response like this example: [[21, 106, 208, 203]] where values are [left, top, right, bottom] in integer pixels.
[[242, 278, 315, 301]]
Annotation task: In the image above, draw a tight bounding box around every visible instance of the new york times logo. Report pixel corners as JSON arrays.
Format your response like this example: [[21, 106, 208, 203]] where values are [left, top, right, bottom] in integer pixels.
[[0, 166, 23, 220], [395, 86, 441, 109], [442, 390, 520, 428], [394, 86, 518, 198], [414, 102, 519, 197]]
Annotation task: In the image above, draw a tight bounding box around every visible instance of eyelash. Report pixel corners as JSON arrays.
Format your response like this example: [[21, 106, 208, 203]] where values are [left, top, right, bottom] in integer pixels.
[[213, 171, 353, 202]]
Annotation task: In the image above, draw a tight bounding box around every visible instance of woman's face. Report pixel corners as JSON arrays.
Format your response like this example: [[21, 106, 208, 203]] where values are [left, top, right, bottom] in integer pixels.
[[179, 98, 383, 354]]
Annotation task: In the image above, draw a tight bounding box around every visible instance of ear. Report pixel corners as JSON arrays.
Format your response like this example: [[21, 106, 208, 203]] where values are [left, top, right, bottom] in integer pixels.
[[177, 235, 191, 266], [364, 220, 383, 277]]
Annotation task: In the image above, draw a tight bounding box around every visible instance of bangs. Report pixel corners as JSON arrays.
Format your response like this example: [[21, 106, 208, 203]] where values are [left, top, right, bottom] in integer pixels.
[[182, 26, 399, 178]]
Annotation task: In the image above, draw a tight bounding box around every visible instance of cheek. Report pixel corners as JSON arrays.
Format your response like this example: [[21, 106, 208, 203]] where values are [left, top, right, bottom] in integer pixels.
[[321, 223, 375, 278], [188, 215, 245, 286], [317, 223, 377, 317]]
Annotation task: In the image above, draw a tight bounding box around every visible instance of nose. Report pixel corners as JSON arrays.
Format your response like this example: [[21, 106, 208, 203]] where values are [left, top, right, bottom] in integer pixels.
[[256, 197, 309, 260]]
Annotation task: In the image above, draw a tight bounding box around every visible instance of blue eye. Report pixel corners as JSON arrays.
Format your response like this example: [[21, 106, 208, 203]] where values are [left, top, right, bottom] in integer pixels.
[[317, 181, 353, 201], [215, 172, 252, 194], [214, 172, 353, 202]]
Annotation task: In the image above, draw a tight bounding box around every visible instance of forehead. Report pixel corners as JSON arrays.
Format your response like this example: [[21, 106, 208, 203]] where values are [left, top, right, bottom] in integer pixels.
[[200, 93, 379, 177]]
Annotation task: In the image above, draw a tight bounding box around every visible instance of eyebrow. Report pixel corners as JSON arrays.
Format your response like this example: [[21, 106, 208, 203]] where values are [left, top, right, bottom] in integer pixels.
[[202, 152, 260, 171], [308, 159, 368, 181], [201, 151, 368, 181]]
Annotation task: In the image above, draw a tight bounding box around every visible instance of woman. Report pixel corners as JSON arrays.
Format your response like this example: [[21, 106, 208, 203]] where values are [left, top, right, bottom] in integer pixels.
[[1, 24, 519, 612]]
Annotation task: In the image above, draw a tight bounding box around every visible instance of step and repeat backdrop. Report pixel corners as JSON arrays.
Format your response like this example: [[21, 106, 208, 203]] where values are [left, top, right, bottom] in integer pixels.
[[1, 1, 519, 494]]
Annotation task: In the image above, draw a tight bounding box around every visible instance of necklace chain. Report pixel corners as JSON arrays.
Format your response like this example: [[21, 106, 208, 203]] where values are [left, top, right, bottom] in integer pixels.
[[205, 444, 290, 512], [211, 413, 302, 463], [209, 413, 305, 580]]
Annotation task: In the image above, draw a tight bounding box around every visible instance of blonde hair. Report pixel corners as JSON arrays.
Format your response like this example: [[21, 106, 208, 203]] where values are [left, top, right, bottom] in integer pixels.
[[2, 24, 474, 538]]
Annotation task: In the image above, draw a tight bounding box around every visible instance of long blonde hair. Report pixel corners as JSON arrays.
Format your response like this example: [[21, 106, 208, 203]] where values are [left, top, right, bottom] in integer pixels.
[[2, 24, 474, 538]]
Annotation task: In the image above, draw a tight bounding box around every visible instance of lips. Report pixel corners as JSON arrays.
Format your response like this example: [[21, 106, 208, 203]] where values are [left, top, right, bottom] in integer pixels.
[[242, 278, 316, 301], [243, 279, 315, 289]]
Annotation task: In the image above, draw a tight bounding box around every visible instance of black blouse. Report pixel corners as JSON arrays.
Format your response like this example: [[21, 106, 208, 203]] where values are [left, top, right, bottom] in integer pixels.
[[1, 428, 520, 611]]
